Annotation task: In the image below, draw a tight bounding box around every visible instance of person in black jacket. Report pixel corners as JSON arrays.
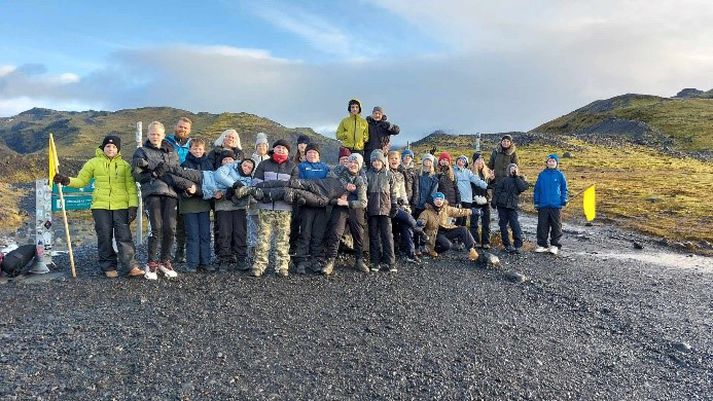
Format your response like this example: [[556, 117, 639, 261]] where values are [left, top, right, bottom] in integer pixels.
[[364, 106, 400, 163], [492, 163, 529, 253]]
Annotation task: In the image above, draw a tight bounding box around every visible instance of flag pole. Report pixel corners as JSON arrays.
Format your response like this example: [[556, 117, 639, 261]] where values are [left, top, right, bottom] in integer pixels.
[[50, 133, 77, 278]]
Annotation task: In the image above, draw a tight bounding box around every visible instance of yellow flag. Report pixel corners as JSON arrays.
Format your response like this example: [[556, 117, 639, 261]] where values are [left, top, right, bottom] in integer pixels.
[[583, 184, 596, 221], [48, 133, 60, 187]]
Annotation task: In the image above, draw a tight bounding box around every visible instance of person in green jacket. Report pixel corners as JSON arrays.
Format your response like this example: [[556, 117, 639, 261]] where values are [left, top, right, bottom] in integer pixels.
[[336, 98, 369, 155], [53, 135, 143, 278]]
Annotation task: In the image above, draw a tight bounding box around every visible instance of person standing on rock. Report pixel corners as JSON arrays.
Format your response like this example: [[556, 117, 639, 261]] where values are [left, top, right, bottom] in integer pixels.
[[53, 135, 144, 278], [488, 134, 519, 181], [165, 117, 193, 264], [365, 106, 400, 163], [336, 99, 369, 156], [534, 154, 569, 255], [492, 163, 529, 254], [250, 139, 298, 277]]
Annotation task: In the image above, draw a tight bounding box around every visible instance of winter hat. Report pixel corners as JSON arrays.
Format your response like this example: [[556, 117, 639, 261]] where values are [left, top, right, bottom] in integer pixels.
[[338, 146, 352, 159], [221, 149, 236, 162], [422, 153, 436, 165], [432, 192, 446, 201], [547, 154, 559, 166], [401, 149, 414, 160], [501, 134, 513, 142], [297, 134, 311, 145], [370, 149, 387, 165], [272, 139, 291, 153], [372, 106, 384, 114], [457, 155, 469, 166], [348, 153, 364, 170], [472, 152, 482, 161], [100, 135, 121, 151], [239, 158, 255, 176], [348, 99, 362, 113], [255, 132, 268, 146], [507, 163, 519, 174], [438, 151, 452, 164], [305, 142, 320, 155]]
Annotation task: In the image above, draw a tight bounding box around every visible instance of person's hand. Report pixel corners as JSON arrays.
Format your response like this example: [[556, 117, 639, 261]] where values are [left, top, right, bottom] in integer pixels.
[[135, 158, 149, 169], [53, 173, 70, 186], [397, 198, 405, 206], [127, 207, 138, 224], [389, 203, 398, 218], [346, 183, 357, 192], [187, 184, 196, 195], [153, 162, 168, 178], [336, 194, 348, 206], [214, 191, 223, 200]]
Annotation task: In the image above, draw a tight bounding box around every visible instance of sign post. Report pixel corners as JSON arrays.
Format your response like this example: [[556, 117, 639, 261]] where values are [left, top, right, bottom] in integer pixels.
[[135, 122, 143, 245]]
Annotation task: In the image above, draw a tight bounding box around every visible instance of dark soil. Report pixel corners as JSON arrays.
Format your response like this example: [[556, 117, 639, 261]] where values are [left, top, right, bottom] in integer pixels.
[[1, 218, 711, 400]]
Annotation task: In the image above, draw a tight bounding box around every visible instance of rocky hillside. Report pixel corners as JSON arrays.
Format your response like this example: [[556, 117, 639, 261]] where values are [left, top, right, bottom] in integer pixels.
[[532, 90, 713, 158], [0, 107, 341, 172]]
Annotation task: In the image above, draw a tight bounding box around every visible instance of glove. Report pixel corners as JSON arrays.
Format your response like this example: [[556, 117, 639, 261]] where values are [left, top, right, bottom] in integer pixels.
[[389, 203, 398, 218], [135, 158, 149, 169], [127, 207, 138, 224], [232, 181, 245, 189], [416, 220, 425, 228], [471, 208, 481, 217], [397, 198, 405, 206], [379, 121, 392, 130], [153, 162, 168, 178], [53, 173, 70, 186]]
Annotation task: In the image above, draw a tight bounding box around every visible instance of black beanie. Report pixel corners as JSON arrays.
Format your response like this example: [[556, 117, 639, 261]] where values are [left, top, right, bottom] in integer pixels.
[[305, 142, 320, 154], [272, 139, 291, 153], [297, 134, 311, 145], [100, 135, 121, 151]]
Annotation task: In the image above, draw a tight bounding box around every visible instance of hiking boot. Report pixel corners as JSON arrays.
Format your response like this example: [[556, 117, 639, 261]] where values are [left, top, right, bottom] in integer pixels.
[[174, 254, 186, 264], [548, 245, 560, 255], [468, 248, 479, 261], [104, 270, 119, 279], [250, 267, 263, 277], [183, 265, 198, 273], [251, 187, 264, 200], [354, 257, 369, 273], [321, 259, 335, 276], [428, 250, 438, 258], [388, 265, 398, 273], [128, 266, 145, 277], [505, 246, 517, 253], [145, 261, 159, 280], [159, 260, 178, 278], [535, 246, 548, 253], [235, 259, 250, 271], [277, 268, 289, 277]]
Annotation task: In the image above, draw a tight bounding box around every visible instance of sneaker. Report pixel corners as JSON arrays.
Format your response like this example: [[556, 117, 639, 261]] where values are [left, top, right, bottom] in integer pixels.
[[388, 265, 398, 273], [512, 247, 522, 254], [251, 187, 264, 200], [250, 267, 263, 277], [295, 262, 307, 275], [104, 270, 119, 278], [145, 261, 159, 280], [535, 246, 548, 253], [159, 260, 178, 278], [277, 268, 289, 277], [354, 258, 369, 273], [184, 265, 198, 273], [548, 245, 559, 255], [370, 264, 380, 273], [127, 266, 145, 277], [405, 255, 420, 264]]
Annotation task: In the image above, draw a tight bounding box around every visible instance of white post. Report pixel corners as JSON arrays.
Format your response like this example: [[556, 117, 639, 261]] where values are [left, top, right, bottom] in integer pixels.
[[475, 132, 481, 152], [32, 179, 53, 274], [135, 122, 143, 245]]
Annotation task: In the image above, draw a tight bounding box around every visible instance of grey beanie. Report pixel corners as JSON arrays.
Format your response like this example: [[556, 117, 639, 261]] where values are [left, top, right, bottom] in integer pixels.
[[255, 132, 268, 146], [370, 149, 387, 165]]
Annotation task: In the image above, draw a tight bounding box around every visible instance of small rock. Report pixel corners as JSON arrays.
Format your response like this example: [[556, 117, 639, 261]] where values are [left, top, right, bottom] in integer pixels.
[[562, 151, 572, 158], [632, 242, 644, 250], [697, 240, 713, 250], [503, 271, 528, 283], [479, 252, 500, 268], [673, 341, 692, 353]]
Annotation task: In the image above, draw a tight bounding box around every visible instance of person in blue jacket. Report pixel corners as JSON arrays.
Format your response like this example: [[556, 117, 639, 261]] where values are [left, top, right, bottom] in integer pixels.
[[165, 116, 193, 263], [533, 154, 569, 255]]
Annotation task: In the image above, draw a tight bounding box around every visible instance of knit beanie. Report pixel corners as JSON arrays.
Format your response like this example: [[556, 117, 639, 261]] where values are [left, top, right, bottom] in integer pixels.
[[422, 153, 436, 166], [272, 139, 291, 153], [501, 134, 513, 142], [547, 154, 559, 167], [457, 155, 469, 166], [433, 192, 445, 201], [349, 153, 364, 170], [255, 132, 268, 146], [305, 142, 320, 155], [438, 151, 452, 164], [338, 146, 352, 159], [370, 149, 387, 165], [401, 149, 414, 160], [372, 106, 384, 114], [297, 134, 311, 145], [100, 135, 121, 151]]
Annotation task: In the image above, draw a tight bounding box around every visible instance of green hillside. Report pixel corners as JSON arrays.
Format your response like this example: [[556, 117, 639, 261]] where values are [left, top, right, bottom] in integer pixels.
[[533, 93, 713, 153]]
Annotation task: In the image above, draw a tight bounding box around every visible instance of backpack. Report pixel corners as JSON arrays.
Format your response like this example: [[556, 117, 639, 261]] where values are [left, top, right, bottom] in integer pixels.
[[0, 245, 37, 277]]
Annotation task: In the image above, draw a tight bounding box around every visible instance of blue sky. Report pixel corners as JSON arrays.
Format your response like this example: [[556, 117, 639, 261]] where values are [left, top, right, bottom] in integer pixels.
[[2, 0, 713, 143]]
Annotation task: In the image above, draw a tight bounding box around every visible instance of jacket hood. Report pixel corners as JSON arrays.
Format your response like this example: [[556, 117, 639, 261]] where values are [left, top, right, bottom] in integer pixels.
[[498, 143, 517, 156], [347, 98, 362, 114]]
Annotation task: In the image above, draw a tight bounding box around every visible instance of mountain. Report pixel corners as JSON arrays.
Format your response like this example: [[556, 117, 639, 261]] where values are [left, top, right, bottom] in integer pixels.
[[532, 91, 713, 155], [0, 107, 340, 166]]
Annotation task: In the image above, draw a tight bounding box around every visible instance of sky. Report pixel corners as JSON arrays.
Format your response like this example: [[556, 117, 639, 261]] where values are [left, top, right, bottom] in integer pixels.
[[2, 0, 713, 144]]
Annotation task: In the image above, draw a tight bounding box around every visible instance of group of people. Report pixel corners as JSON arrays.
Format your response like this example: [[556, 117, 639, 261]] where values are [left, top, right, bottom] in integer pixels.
[[53, 99, 569, 280]]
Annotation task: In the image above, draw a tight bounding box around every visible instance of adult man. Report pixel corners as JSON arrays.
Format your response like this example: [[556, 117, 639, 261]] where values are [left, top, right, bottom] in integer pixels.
[[365, 106, 400, 163], [165, 117, 193, 263]]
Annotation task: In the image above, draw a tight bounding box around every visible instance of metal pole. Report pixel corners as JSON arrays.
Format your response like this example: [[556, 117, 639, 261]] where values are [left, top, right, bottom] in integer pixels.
[[135, 122, 143, 245], [475, 132, 481, 152]]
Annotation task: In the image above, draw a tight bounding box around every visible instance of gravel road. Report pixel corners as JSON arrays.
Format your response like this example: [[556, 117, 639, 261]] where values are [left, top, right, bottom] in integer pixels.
[[1, 217, 711, 400]]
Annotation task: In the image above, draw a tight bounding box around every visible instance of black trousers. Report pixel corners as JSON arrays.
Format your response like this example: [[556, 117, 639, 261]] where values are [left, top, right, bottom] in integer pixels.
[[455, 202, 472, 226], [174, 199, 186, 259], [322, 206, 365, 260], [368, 215, 395, 266], [537, 207, 563, 248], [296, 206, 327, 263], [215, 209, 248, 259], [470, 204, 491, 245], [435, 226, 476, 254], [497, 206, 523, 248], [92, 209, 137, 272], [145, 196, 178, 262]]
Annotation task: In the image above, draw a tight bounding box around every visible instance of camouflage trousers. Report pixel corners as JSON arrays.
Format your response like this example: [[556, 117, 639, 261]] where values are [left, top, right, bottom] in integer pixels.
[[252, 209, 292, 273]]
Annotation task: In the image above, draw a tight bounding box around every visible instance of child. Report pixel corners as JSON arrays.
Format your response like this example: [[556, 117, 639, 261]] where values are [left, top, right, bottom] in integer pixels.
[[492, 163, 529, 253], [533, 154, 569, 255], [388, 150, 422, 264], [53, 135, 143, 278], [366, 150, 398, 273], [336, 99, 369, 154], [213, 157, 254, 270], [178, 138, 214, 273], [436, 152, 459, 206], [454, 155, 488, 227], [132, 121, 192, 280], [413, 154, 439, 255], [470, 154, 495, 248], [417, 192, 479, 261]]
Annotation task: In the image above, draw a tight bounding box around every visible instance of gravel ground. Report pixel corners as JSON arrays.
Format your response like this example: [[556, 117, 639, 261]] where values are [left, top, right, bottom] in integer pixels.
[[1, 217, 711, 400]]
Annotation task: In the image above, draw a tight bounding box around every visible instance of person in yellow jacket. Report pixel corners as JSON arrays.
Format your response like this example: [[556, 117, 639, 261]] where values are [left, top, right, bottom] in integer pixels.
[[53, 135, 143, 278], [336, 98, 369, 154]]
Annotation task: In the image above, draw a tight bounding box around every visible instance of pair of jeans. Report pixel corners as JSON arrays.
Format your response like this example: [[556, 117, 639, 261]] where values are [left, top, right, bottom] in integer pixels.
[[497, 206, 523, 248], [183, 211, 211, 268]]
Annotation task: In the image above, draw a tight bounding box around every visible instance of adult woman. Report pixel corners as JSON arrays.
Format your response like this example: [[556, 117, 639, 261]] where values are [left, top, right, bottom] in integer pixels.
[[207, 129, 244, 170]]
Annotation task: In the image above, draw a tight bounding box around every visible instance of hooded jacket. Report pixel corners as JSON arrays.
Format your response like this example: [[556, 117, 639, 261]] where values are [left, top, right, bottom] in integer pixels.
[[492, 170, 529, 210], [179, 152, 212, 214], [415, 171, 439, 210], [165, 134, 192, 164], [454, 164, 488, 203], [417, 200, 472, 251], [365, 114, 400, 153], [336, 99, 369, 151], [365, 166, 397, 217], [534, 164, 568, 209], [252, 156, 298, 211], [69, 148, 138, 210], [132, 139, 187, 199], [488, 143, 519, 181]]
